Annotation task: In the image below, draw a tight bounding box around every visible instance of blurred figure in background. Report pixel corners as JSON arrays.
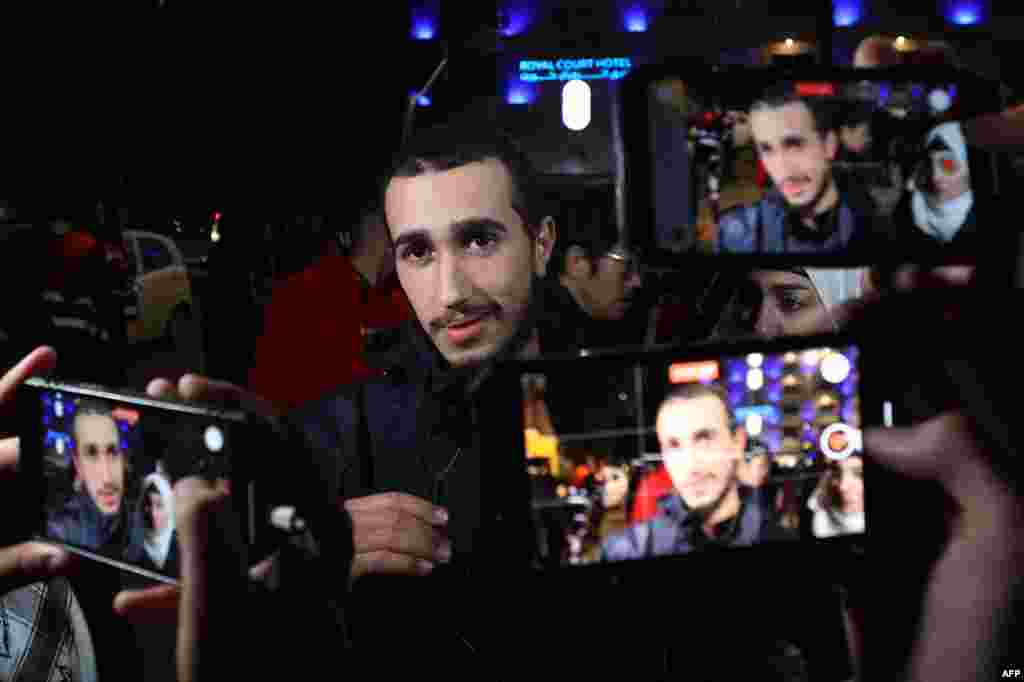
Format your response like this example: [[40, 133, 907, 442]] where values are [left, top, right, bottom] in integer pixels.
[[249, 206, 411, 411], [40, 206, 131, 386]]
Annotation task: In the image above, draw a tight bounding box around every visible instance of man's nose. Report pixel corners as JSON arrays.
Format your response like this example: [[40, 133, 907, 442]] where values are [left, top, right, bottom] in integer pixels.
[[755, 304, 784, 337], [437, 253, 472, 310]]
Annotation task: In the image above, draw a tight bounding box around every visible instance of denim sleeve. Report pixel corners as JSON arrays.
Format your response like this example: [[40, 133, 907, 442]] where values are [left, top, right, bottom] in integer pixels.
[[717, 207, 755, 253], [601, 523, 648, 562]]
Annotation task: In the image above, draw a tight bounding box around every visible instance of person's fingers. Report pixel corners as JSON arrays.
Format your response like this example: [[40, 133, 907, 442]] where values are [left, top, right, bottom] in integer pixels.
[[0, 437, 18, 479], [146, 378, 178, 399], [173, 476, 230, 535], [178, 375, 279, 418], [0, 542, 74, 595], [354, 510, 450, 563], [0, 346, 57, 408], [344, 492, 448, 527], [249, 554, 277, 582], [113, 585, 181, 624], [351, 551, 435, 582]]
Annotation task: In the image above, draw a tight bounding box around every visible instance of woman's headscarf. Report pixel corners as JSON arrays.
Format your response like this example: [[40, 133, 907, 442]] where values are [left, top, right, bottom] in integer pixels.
[[910, 121, 973, 242], [806, 268, 866, 329], [141, 472, 175, 569]]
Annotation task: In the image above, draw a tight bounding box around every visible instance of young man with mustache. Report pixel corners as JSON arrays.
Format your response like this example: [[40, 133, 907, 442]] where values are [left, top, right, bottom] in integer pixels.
[[46, 399, 146, 565], [602, 384, 791, 560], [716, 90, 890, 255]]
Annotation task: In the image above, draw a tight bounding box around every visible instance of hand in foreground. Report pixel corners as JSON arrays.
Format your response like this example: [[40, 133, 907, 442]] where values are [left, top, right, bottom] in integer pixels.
[[113, 374, 277, 624], [0, 347, 76, 594], [345, 492, 451, 586]]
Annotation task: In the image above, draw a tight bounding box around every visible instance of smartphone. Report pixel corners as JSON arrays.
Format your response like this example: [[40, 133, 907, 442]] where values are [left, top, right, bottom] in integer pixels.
[[622, 63, 1012, 268], [508, 333, 867, 573], [16, 378, 273, 585]]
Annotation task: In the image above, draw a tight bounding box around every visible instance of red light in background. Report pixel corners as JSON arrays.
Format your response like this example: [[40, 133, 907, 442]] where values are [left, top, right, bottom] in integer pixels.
[[213, 212, 222, 222], [669, 361, 719, 384], [795, 82, 835, 97]]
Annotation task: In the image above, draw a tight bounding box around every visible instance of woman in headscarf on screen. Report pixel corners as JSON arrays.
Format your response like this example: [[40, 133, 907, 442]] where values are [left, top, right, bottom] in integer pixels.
[[139, 472, 178, 576], [893, 121, 977, 246], [808, 454, 866, 538], [711, 267, 868, 339]]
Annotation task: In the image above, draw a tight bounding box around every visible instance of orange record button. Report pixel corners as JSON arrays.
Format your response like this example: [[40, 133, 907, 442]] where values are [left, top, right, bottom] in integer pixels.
[[669, 361, 719, 384]]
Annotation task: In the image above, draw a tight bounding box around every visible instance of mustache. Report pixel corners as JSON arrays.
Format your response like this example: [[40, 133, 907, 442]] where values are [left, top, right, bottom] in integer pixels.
[[96, 486, 121, 497], [430, 304, 500, 331], [782, 176, 811, 186]]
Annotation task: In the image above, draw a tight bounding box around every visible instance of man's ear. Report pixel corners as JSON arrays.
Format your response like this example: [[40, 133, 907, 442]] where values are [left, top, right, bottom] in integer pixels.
[[734, 426, 748, 456], [563, 245, 592, 280], [534, 216, 557, 277], [825, 129, 839, 161]]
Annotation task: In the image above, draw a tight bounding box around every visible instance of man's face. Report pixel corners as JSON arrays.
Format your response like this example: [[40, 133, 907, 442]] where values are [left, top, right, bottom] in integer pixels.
[[928, 150, 971, 203], [148, 491, 169, 532], [657, 395, 745, 516], [832, 455, 864, 514], [743, 270, 825, 338], [72, 414, 125, 515], [840, 122, 872, 155], [385, 159, 554, 367], [568, 250, 643, 321], [750, 101, 838, 211]]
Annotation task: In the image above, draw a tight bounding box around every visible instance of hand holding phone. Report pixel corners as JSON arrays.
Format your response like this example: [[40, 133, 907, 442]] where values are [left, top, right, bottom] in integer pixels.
[[0, 347, 75, 594]]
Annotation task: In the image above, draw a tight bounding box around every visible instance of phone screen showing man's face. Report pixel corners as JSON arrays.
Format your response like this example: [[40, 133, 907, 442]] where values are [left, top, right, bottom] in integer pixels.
[[35, 389, 235, 583], [523, 344, 863, 568]]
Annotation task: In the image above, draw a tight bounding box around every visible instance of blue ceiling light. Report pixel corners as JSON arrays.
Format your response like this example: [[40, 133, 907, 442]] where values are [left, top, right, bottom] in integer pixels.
[[624, 6, 648, 32], [506, 84, 534, 105], [413, 92, 431, 107], [500, 4, 533, 37], [412, 20, 436, 40], [945, 0, 984, 25], [411, 3, 439, 40], [832, 0, 862, 26]]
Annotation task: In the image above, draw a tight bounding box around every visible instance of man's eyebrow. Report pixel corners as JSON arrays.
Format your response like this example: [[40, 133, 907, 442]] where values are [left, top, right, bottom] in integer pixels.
[[451, 217, 509, 235], [770, 283, 812, 293], [392, 228, 432, 251], [394, 218, 509, 250]]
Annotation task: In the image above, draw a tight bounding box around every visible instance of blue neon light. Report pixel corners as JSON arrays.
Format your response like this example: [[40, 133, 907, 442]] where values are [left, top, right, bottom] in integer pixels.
[[519, 57, 633, 83], [412, 21, 436, 40], [624, 6, 648, 32], [832, 0, 862, 26], [500, 4, 533, 36], [413, 92, 431, 107], [947, 0, 983, 24], [507, 85, 534, 105]]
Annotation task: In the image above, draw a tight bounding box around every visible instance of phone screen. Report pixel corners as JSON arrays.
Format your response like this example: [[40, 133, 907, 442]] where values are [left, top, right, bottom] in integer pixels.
[[641, 72, 996, 258], [27, 385, 244, 584], [523, 343, 862, 568]]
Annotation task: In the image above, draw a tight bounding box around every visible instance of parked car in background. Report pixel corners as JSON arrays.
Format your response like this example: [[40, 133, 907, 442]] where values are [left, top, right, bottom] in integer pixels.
[[122, 229, 198, 350]]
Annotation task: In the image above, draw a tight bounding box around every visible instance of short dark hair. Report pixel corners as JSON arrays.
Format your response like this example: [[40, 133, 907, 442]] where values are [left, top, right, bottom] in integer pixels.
[[550, 183, 618, 277], [659, 383, 737, 433], [383, 124, 544, 239], [750, 87, 834, 139], [349, 206, 387, 255], [72, 399, 117, 444]]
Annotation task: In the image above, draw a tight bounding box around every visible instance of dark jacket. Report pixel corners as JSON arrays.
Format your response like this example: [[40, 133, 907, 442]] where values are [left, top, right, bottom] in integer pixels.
[[284, 318, 535, 677], [46, 491, 146, 565], [715, 172, 896, 256], [534, 279, 643, 464], [601, 487, 794, 561]]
